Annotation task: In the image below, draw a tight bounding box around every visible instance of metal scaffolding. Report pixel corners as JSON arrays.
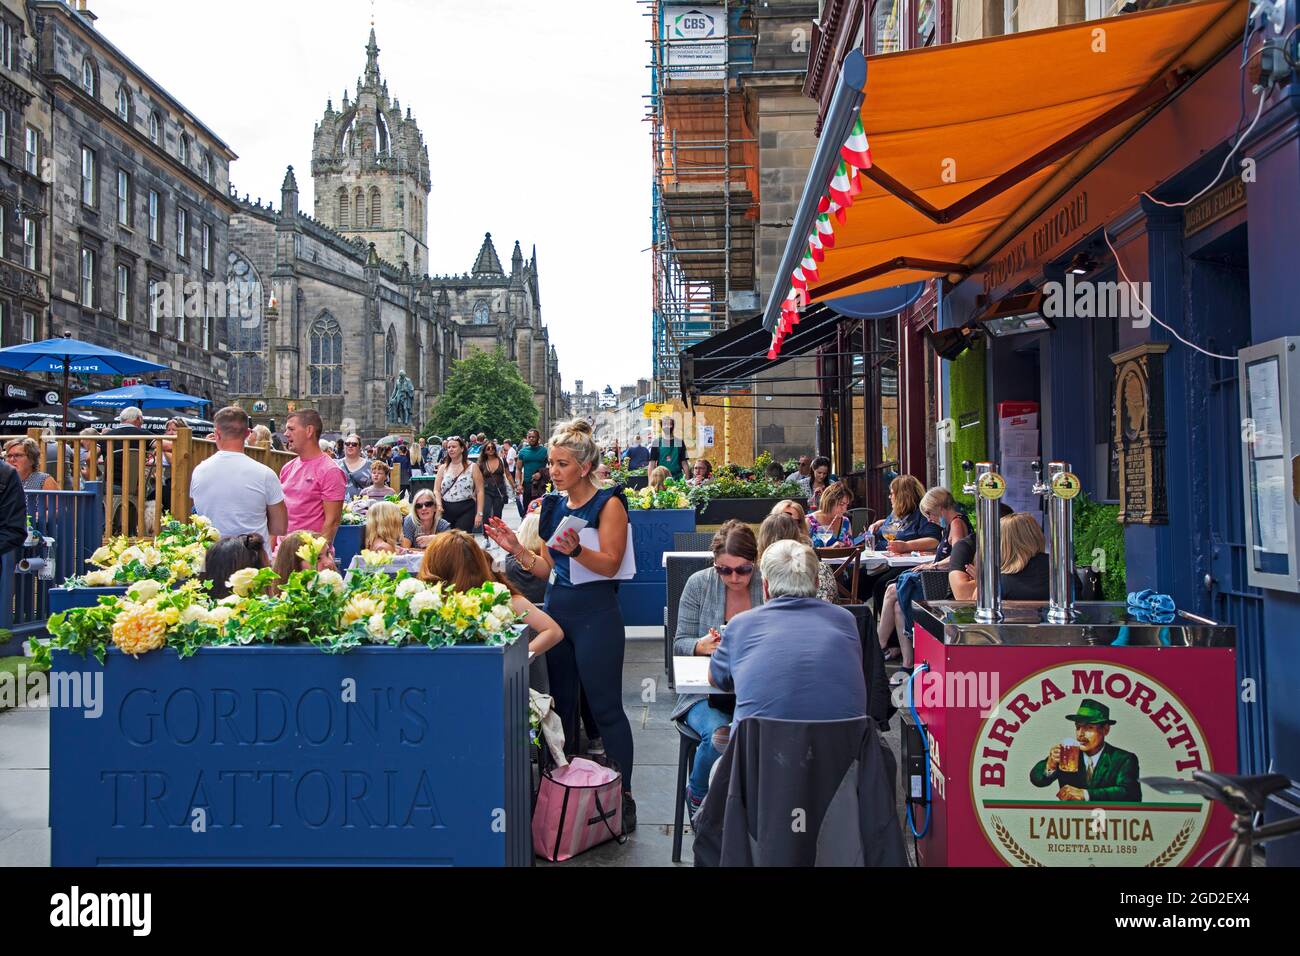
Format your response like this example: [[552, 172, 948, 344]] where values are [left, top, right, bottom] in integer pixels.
[[643, 1, 757, 401]]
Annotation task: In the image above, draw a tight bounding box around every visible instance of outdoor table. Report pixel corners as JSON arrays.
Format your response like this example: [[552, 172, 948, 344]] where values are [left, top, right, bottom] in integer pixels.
[[672, 656, 727, 694]]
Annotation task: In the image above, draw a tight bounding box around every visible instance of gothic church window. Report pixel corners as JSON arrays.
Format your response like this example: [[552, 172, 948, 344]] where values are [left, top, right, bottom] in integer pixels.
[[354, 189, 365, 230], [309, 314, 343, 395], [369, 188, 382, 228], [337, 188, 349, 229], [474, 302, 490, 325], [376, 112, 391, 156]]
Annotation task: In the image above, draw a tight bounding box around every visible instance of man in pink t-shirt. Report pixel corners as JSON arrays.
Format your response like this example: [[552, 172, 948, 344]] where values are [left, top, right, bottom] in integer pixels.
[[279, 409, 345, 541]]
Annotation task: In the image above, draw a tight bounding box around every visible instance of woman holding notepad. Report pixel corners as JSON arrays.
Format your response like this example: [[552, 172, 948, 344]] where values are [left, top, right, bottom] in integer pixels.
[[483, 418, 637, 835]]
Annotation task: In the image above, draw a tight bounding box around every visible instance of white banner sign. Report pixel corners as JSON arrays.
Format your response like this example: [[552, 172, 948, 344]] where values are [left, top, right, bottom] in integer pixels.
[[663, 5, 727, 80]]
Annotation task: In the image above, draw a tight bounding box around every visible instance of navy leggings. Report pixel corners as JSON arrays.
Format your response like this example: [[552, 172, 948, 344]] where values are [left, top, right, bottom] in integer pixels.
[[544, 580, 635, 791]]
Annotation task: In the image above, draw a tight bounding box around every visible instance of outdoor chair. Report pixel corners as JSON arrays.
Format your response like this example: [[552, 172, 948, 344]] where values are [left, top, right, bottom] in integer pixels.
[[919, 568, 952, 601], [664, 553, 713, 687], [848, 507, 873, 537], [673, 531, 715, 552], [672, 720, 703, 863]]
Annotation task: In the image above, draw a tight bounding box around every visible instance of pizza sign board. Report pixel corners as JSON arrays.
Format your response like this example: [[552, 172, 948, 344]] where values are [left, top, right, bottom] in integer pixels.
[[970, 660, 1213, 867]]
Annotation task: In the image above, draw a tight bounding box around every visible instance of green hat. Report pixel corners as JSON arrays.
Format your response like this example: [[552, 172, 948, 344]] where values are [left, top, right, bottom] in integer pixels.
[[1065, 698, 1116, 726]]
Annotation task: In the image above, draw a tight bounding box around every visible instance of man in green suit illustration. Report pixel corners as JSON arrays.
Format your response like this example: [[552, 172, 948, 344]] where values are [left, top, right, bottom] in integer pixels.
[[1029, 699, 1142, 803]]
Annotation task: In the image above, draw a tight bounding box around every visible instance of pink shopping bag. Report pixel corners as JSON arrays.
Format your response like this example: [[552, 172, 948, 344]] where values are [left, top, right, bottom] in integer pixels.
[[532, 757, 626, 861]]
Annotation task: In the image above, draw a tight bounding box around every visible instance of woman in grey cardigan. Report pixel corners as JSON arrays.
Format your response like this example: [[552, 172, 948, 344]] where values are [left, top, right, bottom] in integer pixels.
[[672, 520, 763, 819]]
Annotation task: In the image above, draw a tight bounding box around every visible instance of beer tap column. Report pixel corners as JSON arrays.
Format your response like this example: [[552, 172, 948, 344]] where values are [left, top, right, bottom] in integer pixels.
[[963, 460, 1006, 623], [1042, 461, 1081, 623]]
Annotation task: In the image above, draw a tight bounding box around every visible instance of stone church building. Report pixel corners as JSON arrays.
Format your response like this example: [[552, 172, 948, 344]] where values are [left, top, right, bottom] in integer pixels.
[[226, 29, 564, 438]]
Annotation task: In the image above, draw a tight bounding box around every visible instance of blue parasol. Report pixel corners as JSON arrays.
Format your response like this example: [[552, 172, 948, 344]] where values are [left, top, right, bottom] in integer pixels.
[[0, 332, 167, 431], [71, 384, 210, 411]]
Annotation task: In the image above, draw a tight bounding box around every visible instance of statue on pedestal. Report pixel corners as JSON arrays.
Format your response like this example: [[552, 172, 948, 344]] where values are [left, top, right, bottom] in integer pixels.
[[387, 370, 414, 425]]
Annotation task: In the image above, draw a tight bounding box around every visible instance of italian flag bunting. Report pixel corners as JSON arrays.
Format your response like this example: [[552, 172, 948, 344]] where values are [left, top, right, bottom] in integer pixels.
[[790, 266, 808, 292], [807, 228, 825, 262], [830, 199, 847, 224], [818, 195, 831, 214], [816, 212, 836, 249], [800, 246, 820, 282], [848, 163, 863, 197], [829, 161, 855, 208], [841, 116, 872, 169]]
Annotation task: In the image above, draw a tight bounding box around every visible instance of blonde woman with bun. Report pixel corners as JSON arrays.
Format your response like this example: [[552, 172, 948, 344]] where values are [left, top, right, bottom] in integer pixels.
[[483, 417, 638, 835]]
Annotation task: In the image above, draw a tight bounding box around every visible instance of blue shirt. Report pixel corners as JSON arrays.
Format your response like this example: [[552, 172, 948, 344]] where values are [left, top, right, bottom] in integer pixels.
[[622, 444, 650, 469], [539, 486, 628, 588], [709, 596, 865, 724]]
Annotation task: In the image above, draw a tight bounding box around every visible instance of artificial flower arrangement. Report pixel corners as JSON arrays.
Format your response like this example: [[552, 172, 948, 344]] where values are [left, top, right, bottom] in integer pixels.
[[626, 477, 691, 511], [62, 514, 222, 589], [339, 493, 412, 524], [38, 534, 523, 666], [684, 452, 804, 508]]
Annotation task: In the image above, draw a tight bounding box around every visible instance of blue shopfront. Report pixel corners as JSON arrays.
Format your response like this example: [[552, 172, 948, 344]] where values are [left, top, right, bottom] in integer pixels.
[[939, 38, 1300, 862]]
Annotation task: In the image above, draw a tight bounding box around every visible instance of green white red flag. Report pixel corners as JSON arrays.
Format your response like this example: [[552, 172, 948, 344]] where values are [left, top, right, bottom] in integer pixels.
[[841, 117, 872, 168]]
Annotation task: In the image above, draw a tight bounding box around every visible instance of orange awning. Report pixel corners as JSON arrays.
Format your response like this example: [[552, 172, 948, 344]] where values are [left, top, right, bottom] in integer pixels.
[[804, 0, 1245, 304]]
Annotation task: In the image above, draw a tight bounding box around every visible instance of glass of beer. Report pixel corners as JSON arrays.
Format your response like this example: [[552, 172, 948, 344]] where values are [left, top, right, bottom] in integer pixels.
[[1059, 739, 1081, 773]]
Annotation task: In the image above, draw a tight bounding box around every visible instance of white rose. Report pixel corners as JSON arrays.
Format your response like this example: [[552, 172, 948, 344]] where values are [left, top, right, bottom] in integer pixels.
[[366, 612, 389, 642], [180, 604, 209, 626], [227, 567, 259, 597], [84, 569, 116, 587], [207, 605, 234, 628], [127, 579, 162, 603], [192, 515, 212, 529], [218, 594, 241, 607], [409, 589, 439, 615], [395, 577, 426, 599], [119, 546, 145, 566], [483, 613, 505, 633], [488, 581, 511, 599], [313, 569, 345, 593], [491, 604, 515, 624], [140, 547, 164, 569]]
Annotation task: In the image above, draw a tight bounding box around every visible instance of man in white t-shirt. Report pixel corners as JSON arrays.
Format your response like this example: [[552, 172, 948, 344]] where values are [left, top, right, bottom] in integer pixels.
[[190, 406, 288, 551]]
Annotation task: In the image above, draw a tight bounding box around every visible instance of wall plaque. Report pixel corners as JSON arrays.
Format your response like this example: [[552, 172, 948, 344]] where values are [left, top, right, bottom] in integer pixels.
[[1111, 342, 1170, 524]]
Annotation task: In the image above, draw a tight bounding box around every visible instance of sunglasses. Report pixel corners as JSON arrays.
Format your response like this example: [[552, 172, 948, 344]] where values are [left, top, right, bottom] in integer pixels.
[[714, 564, 754, 577], [344, 441, 359, 447], [415, 502, 435, 510]]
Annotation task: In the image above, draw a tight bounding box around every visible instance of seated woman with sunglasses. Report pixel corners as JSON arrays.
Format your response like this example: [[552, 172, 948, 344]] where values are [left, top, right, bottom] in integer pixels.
[[402, 489, 451, 549], [670, 519, 762, 819]]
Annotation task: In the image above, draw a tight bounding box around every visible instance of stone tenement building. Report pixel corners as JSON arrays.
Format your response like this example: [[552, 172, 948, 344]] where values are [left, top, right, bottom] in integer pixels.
[[0, 0, 52, 414], [26, 1, 237, 406], [227, 29, 565, 437]]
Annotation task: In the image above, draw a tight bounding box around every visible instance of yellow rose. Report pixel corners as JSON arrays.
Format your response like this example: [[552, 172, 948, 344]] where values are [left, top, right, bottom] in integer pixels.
[[111, 605, 168, 657], [342, 595, 384, 626], [159, 605, 181, 627], [192, 515, 212, 529], [88, 546, 115, 568]]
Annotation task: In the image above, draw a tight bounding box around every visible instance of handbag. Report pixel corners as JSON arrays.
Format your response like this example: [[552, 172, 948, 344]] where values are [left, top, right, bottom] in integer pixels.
[[532, 757, 627, 861]]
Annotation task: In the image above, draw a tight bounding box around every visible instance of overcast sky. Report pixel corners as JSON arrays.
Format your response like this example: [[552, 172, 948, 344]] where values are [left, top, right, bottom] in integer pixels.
[[96, 0, 652, 394]]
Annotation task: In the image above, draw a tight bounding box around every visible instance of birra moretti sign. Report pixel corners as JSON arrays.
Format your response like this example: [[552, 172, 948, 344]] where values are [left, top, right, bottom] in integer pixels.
[[970, 661, 1213, 866]]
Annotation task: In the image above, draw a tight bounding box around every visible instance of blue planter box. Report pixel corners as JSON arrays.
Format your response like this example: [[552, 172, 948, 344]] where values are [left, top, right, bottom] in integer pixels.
[[48, 587, 128, 614], [50, 639, 532, 866], [334, 524, 364, 573], [696, 497, 786, 526], [619, 509, 696, 627]]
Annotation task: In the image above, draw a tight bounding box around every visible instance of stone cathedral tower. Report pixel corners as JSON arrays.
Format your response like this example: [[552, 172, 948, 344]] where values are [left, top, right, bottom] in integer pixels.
[[311, 29, 431, 272]]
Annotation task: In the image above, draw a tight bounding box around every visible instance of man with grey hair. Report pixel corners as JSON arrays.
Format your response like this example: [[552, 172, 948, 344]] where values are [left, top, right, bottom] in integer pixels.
[[114, 406, 146, 430], [708, 539, 865, 723]]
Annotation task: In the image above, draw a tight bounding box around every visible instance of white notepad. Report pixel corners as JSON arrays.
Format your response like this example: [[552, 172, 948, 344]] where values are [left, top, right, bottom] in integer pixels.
[[568, 527, 637, 584]]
